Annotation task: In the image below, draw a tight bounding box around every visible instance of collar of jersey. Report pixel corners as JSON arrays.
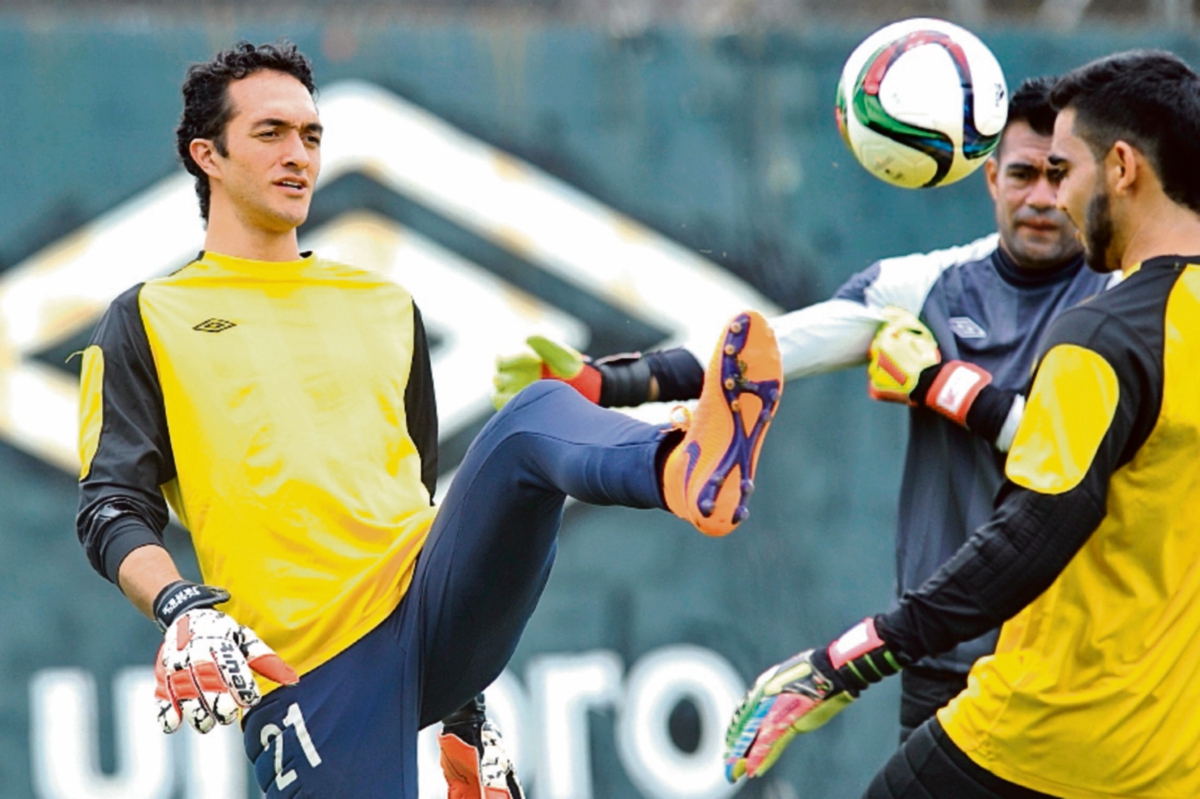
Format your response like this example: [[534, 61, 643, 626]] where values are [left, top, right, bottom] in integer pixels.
[[196, 249, 317, 278], [1129, 254, 1200, 277], [991, 245, 1085, 288]]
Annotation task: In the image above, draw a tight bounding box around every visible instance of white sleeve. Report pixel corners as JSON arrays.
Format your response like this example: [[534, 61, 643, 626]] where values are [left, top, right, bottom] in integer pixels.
[[993, 394, 1025, 452], [683, 234, 1002, 382], [865, 233, 999, 313], [769, 299, 885, 379], [680, 299, 882, 380]]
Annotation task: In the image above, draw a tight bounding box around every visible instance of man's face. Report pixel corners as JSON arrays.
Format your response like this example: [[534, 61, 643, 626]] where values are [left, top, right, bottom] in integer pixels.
[[212, 70, 322, 234], [1049, 108, 1118, 274], [985, 120, 1083, 270]]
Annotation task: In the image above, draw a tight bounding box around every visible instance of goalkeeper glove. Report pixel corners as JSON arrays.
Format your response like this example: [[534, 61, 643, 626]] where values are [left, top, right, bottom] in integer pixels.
[[492, 336, 600, 410], [867, 306, 993, 427], [152, 580, 298, 734], [440, 695, 525, 799], [867, 306, 941, 402], [724, 617, 901, 782]]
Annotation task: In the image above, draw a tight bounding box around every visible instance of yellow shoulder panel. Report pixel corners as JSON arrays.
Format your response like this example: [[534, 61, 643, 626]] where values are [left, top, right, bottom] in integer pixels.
[[1006, 343, 1119, 495], [78, 344, 105, 480]]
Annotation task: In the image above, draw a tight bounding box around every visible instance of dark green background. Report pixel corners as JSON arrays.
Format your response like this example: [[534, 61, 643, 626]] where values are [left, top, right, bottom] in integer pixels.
[[1, 18, 1194, 798]]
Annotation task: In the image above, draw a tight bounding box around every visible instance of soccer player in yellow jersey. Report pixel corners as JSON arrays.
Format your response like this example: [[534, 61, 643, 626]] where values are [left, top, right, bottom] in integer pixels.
[[723, 49, 1200, 799], [74, 42, 785, 798]]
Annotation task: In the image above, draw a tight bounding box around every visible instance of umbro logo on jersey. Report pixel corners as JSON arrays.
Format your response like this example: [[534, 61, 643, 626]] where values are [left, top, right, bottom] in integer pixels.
[[193, 318, 237, 333], [948, 316, 987, 339]]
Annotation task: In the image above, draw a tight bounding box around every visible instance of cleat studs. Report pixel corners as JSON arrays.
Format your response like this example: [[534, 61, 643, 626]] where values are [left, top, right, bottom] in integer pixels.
[[699, 498, 715, 513], [770, 389, 780, 402], [724, 378, 736, 390], [733, 507, 749, 523], [730, 322, 743, 334], [724, 344, 736, 356], [741, 479, 754, 494], [759, 409, 771, 421], [730, 400, 741, 412]]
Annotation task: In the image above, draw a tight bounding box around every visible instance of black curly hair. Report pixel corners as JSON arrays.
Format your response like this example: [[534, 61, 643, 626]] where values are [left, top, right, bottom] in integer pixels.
[[1051, 50, 1200, 214], [176, 40, 316, 220]]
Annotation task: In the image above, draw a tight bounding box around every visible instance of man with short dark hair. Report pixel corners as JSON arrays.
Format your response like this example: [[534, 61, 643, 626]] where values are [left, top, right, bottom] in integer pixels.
[[496, 76, 1114, 740], [725, 49, 1200, 798], [75, 40, 785, 798]]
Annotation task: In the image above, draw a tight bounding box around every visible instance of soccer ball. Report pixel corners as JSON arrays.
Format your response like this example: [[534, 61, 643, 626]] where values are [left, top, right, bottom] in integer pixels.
[[835, 18, 1008, 189]]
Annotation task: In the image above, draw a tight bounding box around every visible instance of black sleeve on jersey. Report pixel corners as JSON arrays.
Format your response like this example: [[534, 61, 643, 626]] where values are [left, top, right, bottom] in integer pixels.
[[964, 384, 1019, 445], [595, 347, 705, 407], [643, 348, 704, 402], [406, 303, 438, 502], [77, 285, 176, 584], [877, 301, 1164, 664]]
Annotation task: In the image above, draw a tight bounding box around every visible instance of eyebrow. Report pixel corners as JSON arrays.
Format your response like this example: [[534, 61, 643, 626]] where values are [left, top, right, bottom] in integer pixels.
[[1047, 154, 1068, 166], [252, 117, 324, 135]]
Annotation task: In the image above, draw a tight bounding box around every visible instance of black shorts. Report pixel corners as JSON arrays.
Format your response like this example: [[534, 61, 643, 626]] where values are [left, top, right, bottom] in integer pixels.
[[864, 718, 1059, 799], [899, 667, 968, 743]]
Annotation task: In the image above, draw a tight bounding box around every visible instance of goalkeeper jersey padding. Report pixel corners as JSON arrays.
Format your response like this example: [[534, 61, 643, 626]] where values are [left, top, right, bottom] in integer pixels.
[[832, 240, 1111, 675], [932, 257, 1200, 798], [77, 251, 439, 686]]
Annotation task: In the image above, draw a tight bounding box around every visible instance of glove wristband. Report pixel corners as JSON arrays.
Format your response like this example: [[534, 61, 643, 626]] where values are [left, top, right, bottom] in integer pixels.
[[597, 357, 653, 408], [921, 361, 993, 426], [442, 694, 487, 727], [826, 617, 901, 695], [542, 362, 604, 404], [152, 580, 231, 632]]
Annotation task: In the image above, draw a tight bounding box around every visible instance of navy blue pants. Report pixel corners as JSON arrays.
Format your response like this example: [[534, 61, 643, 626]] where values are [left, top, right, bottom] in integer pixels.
[[243, 383, 667, 797]]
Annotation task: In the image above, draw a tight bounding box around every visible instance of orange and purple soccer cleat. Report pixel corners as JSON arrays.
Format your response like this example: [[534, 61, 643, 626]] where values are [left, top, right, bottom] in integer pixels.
[[663, 310, 783, 536]]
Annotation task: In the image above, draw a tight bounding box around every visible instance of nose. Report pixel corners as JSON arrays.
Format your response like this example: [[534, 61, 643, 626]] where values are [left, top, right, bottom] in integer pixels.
[[281, 130, 310, 169], [1026, 173, 1057, 210]]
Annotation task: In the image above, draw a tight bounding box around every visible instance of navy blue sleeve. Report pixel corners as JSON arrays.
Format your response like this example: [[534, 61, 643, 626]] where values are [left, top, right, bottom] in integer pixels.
[[832, 262, 883, 304]]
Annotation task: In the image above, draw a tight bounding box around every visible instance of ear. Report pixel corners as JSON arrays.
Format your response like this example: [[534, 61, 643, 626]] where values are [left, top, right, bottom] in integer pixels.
[[984, 156, 1000, 202], [1108, 140, 1139, 196], [188, 139, 223, 180]]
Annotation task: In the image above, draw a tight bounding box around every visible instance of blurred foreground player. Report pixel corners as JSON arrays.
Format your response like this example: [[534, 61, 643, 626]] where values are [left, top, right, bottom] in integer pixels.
[[74, 41, 783, 798], [725, 49, 1200, 798], [495, 77, 1113, 739]]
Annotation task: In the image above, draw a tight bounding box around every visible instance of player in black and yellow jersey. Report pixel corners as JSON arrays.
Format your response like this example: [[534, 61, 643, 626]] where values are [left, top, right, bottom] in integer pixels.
[[723, 49, 1200, 799], [74, 42, 785, 798]]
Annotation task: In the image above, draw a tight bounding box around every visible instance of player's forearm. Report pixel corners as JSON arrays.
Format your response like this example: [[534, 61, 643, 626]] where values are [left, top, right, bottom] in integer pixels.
[[592, 348, 704, 407], [962, 385, 1024, 452], [769, 299, 884, 380], [117, 544, 185, 620], [877, 484, 1106, 664]]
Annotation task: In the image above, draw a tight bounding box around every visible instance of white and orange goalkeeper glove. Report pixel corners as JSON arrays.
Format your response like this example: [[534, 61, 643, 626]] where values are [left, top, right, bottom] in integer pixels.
[[439, 695, 525, 799], [867, 306, 992, 427], [152, 581, 298, 734]]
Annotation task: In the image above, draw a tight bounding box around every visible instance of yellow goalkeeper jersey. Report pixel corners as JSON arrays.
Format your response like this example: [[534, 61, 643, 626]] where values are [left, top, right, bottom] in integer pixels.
[[939, 256, 1200, 798], [78, 251, 439, 685]]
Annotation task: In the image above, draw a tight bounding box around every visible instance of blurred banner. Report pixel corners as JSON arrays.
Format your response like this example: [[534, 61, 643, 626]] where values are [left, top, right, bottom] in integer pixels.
[[0, 17, 1195, 799]]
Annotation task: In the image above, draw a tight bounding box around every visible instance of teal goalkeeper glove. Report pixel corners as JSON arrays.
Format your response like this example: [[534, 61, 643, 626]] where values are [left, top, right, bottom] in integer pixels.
[[724, 618, 901, 781], [492, 336, 601, 410]]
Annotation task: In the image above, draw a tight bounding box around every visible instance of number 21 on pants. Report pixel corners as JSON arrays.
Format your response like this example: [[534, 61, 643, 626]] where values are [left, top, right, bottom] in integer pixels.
[[260, 702, 324, 790]]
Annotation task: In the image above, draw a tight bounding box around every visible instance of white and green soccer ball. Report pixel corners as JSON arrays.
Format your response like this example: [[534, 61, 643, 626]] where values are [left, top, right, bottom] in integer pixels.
[[835, 18, 1008, 189]]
